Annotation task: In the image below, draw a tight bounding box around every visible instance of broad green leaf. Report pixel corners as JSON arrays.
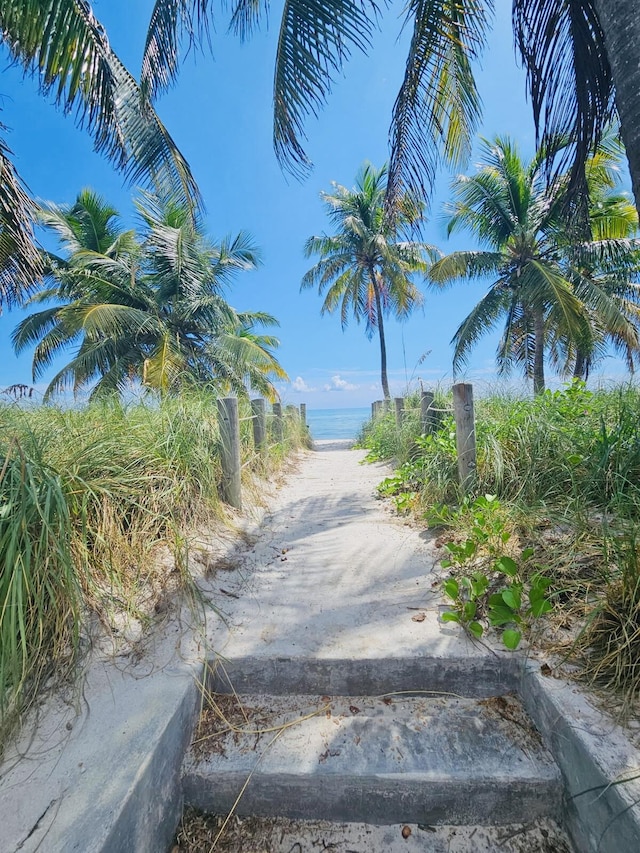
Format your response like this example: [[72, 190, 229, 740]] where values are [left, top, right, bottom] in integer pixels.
[[443, 579, 459, 601], [495, 556, 518, 577], [502, 587, 521, 611], [530, 598, 553, 617], [502, 629, 522, 650], [488, 603, 515, 626], [441, 611, 460, 623], [462, 600, 477, 621], [468, 621, 484, 639]]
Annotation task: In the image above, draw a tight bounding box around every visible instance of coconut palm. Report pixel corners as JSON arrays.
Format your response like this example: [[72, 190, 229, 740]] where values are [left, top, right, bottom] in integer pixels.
[[302, 163, 433, 400], [137, 1, 640, 218], [13, 191, 287, 400], [429, 136, 640, 393], [535, 131, 640, 379], [0, 2, 199, 305]]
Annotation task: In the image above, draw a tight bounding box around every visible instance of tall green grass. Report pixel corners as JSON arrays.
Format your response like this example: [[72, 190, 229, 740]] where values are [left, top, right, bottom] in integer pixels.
[[360, 382, 640, 702], [0, 392, 307, 750]]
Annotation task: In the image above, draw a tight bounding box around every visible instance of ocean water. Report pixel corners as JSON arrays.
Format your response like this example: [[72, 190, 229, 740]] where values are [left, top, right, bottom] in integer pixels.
[[306, 406, 371, 440]]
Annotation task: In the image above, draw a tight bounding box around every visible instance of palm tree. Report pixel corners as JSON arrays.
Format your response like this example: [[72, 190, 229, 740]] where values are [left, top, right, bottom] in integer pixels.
[[301, 163, 433, 400], [553, 141, 640, 378], [0, 2, 200, 305], [13, 191, 287, 400], [515, 0, 640, 215], [139, 1, 640, 219], [429, 136, 640, 393]]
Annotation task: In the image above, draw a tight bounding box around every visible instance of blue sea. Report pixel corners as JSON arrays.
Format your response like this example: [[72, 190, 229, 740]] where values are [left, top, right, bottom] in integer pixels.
[[306, 407, 371, 440]]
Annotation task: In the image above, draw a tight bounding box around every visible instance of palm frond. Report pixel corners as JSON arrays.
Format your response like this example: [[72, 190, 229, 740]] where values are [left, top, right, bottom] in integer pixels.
[[387, 0, 492, 208], [228, 0, 268, 39], [0, 131, 42, 304], [141, 0, 212, 102], [452, 283, 511, 374], [273, 0, 378, 177], [513, 0, 615, 202], [429, 250, 503, 286], [0, 1, 202, 211]]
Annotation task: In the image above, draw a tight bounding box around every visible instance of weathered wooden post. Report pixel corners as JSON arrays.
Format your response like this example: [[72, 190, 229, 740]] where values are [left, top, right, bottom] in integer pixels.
[[217, 396, 242, 509], [272, 402, 284, 443], [394, 396, 404, 428], [452, 383, 476, 490], [421, 390, 435, 434], [299, 403, 307, 426], [251, 397, 267, 452]]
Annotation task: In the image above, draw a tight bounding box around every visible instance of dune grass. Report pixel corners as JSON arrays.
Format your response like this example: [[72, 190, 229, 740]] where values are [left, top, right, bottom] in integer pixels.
[[359, 382, 640, 705], [0, 392, 309, 752]]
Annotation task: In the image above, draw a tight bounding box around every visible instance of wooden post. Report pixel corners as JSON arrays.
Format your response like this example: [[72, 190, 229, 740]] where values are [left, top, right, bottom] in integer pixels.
[[272, 402, 284, 443], [251, 398, 266, 452], [394, 396, 404, 428], [452, 383, 476, 490], [421, 390, 435, 434], [300, 403, 307, 426], [217, 397, 242, 509], [371, 402, 377, 420]]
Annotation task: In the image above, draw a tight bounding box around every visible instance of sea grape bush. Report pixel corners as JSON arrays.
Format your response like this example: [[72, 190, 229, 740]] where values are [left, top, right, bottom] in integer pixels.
[[436, 495, 553, 649]]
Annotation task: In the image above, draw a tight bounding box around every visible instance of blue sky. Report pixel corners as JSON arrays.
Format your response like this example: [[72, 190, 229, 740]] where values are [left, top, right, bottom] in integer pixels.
[[0, 1, 631, 408]]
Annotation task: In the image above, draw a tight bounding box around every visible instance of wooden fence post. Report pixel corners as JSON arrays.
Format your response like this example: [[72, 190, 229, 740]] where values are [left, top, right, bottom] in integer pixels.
[[394, 396, 404, 428], [272, 402, 284, 443], [251, 398, 266, 452], [452, 382, 476, 490], [421, 390, 435, 434], [299, 403, 307, 426], [217, 397, 242, 509]]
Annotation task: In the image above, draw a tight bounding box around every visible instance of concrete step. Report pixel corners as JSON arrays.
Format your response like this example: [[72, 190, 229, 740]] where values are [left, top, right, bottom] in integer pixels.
[[206, 653, 520, 698], [178, 810, 574, 852], [182, 691, 562, 827]]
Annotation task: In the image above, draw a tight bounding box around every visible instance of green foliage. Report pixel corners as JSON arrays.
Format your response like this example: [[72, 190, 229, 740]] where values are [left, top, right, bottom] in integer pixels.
[[578, 526, 640, 703], [429, 136, 640, 394], [14, 191, 287, 401], [438, 495, 552, 649], [302, 164, 434, 399], [365, 382, 640, 696], [0, 392, 305, 753]]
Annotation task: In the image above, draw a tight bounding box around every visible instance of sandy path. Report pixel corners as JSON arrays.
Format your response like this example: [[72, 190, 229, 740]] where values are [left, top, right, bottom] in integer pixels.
[[207, 440, 485, 663]]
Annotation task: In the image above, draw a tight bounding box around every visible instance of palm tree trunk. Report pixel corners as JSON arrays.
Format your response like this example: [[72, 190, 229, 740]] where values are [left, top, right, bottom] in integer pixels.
[[593, 0, 640, 216], [573, 350, 587, 381], [371, 271, 391, 400], [532, 307, 545, 395]]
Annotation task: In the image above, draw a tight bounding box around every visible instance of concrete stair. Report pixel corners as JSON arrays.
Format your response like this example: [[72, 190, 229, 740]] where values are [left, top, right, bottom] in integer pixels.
[[181, 671, 564, 831]]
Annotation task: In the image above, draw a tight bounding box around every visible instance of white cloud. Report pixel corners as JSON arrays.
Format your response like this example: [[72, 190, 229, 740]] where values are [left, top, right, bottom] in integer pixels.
[[291, 376, 315, 393], [324, 374, 358, 392]]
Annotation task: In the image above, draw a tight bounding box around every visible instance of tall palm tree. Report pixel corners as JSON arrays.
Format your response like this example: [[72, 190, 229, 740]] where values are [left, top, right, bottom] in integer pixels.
[[552, 141, 640, 378], [0, 2, 200, 305], [13, 191, 287, 400], [139, 1, 640, 219], [301, 163, 433, 399], [429, 136, 640, 393]]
